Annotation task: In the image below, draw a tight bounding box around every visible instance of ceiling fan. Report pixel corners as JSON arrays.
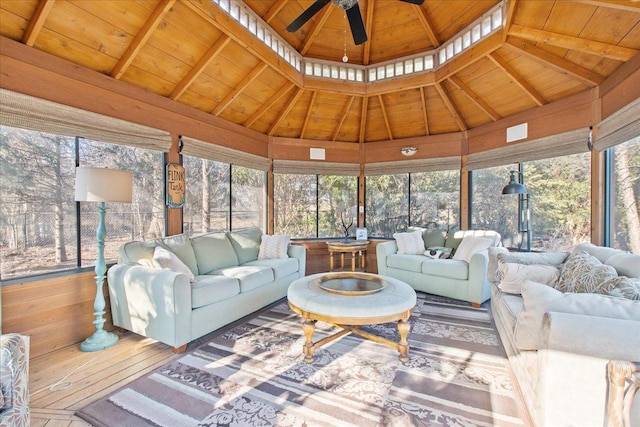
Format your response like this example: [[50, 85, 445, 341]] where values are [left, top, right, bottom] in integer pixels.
[[286, 0, 425, 46]]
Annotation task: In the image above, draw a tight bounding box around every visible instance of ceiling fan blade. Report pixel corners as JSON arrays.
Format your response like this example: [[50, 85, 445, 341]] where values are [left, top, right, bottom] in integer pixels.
[[287, 0, 331, 32], [346, 3, 368, 45], [400, 0, 425, 4]]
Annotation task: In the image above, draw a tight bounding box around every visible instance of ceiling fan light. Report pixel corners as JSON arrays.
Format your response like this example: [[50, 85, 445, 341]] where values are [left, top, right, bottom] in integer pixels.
[[332, 0, 358, 10]]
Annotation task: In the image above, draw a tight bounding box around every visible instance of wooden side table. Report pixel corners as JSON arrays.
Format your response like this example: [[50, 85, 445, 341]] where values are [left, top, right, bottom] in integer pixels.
[[326, 240, 369, 272]]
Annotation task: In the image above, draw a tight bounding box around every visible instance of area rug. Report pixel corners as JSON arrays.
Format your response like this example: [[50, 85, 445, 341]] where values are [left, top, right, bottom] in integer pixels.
[[77, 294, 531, 426]]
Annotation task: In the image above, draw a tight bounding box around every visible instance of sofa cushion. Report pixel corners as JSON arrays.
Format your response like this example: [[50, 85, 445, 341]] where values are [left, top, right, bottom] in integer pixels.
[[446, 230, 500, 250], [496, 262, 560, 294], [152, 246, 195, 282], [227, 228, 262, 264], [487, 246, 509, 282], [453, 235, 495, 263], [605, 252, 640, 279], [191, 232, 239, 274], [572, 242, 621, 264], [393, 230, 425, 254], [608, 277, 640, 300], [191, 275, 240, 308], [212, 265, 274, 292], [387, 254, 424, 273], [497, 251, 569, 266], [119, 240, 157, 267], [514, 280, 640, 350], [495, 292, 524, 334], [556, 251, 618, 293], [421, 258, 468, 280], [258, 234, 290, 259], [158, 234, 198, 276], [244, 258, 298, 280], [422, 230, 446, 248]]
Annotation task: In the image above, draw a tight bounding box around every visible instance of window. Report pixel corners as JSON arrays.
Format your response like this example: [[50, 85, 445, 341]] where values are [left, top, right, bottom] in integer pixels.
[[0, 126, 164, 280], [183, 156, 230, 234], [273, 174, 358, 238], [1, 126, 76, 279], [471, 152, 591, 251], [366, 174, 409, 237], [609, 137, 640, 252], [79, 139, 164, 264], [410, 170, 460, 233], [231, 165, 266, 230]]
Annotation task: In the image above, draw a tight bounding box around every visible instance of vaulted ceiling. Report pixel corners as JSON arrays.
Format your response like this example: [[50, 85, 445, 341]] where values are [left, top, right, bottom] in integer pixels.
[[1, 0, 639, 144]]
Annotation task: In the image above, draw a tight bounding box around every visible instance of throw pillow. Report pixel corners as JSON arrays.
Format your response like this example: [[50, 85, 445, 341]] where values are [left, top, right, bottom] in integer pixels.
[[496, 262, 560, 294], [514, 280, 640, 350], [424, 246, 453, 259], [556, 251, 618, 293], [152, 246, 195, 282], [607, 277, 640, 300], [258, 234, 290, 260], [393, 230, 425, 254], [452, 235, 495, 263]]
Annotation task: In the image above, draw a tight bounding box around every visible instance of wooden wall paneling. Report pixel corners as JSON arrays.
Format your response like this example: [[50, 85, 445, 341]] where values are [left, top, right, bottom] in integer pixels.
[[291, 239, 384, 275], [1, 271, 113, 358], [270, 137, 360, 163], [364, 133, 463, 164]]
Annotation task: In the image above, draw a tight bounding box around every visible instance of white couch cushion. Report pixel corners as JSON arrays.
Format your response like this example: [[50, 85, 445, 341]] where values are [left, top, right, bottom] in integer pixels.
[[387, 254, 424, 272], [393, 230, 425, 254], [497, 262, 560, 294], [191, 232, 239, 275], [258, 234, 290, 259], [212, 265, 274, 292], [191, 275, 240, 308], [453, 235, 495, 263], [421, 258, 468, 280], [244, 258, 299, 279], [152, 246, 195, 282], [157, 234, 199, 276], [515, 280, 640, 350], [605, 252, 640, 278]]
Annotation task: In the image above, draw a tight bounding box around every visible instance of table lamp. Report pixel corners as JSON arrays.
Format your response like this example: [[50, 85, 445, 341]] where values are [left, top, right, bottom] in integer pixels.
[[75, 167, 133, 352]]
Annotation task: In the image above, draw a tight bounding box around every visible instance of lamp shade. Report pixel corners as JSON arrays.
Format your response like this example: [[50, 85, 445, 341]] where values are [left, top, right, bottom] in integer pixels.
[[502, 171, 527, 195], [75, 167, 133, 203]]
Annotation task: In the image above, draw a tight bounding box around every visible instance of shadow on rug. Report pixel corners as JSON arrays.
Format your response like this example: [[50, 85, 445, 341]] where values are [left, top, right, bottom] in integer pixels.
[[77, 294, 531, 426]]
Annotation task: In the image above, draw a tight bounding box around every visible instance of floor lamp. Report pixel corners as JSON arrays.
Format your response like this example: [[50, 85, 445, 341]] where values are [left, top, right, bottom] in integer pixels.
[[502, 170, 531, 252], [75, 167, 133, 352]]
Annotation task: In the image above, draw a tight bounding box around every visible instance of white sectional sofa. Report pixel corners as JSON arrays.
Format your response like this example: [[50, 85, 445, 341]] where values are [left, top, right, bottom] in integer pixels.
[[107, 227, 305, 352], [376, 229, 501, 306], [490, 242, 640, 427]]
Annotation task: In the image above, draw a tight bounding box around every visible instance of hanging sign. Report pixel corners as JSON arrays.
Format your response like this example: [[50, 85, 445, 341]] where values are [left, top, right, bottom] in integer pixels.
[[166, 163, 185, 208]]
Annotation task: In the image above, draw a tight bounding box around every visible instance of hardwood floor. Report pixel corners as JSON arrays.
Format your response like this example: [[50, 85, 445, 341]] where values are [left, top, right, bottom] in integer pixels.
[[29, 331, 204, 426]]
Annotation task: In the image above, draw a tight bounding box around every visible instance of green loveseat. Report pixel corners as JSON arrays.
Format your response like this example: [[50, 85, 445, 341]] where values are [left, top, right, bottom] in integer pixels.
[[107, 227, 306, 352]]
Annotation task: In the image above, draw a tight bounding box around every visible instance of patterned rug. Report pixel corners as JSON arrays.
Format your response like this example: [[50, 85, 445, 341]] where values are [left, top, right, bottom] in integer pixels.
[[77, 294, 531, 426]]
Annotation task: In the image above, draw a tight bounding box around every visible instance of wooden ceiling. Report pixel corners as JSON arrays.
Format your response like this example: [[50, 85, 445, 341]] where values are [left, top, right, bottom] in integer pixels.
[[1, 0, 639, 144]]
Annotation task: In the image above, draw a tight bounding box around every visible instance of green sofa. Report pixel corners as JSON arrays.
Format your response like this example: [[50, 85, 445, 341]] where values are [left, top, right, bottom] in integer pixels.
[[107, 227, 306, 352]]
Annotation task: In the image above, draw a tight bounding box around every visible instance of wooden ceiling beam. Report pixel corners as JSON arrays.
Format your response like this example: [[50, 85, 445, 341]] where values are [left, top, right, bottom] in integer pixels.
[[268, 87, 304, 135], [435, 83, 467, 131], [378, 95, 393, 140], [489, 51, 546, 106], [111, 0, 176, 79], [415, 5, 441, 47], [300, 91, 318, 139], [211, 62, 267, 116], [572, 1, 640, 13], [419, 87, 430, 135], [503, 0, 518, 43], [448, 75, 501, 121], [22, 0, 56, 46], [509, 25, 637, 61], [332, 96, 355, 140], [185, 0, 302, 87], [507, 38, 605, 86], [170, 35, 231, 101], [359, 97, 368, 143], [244, 82, 295, 127], [263, 0, 288, 23], [300, 7, 333, 56], [363, 0, 376, 65]]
